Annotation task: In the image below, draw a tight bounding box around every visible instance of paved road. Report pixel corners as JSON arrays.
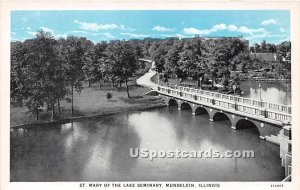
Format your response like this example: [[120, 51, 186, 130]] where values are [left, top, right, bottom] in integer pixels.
[[136, 59, 158, 90]]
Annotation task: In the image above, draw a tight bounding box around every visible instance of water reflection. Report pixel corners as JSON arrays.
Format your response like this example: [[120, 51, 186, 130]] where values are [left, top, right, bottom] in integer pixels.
[[240, 81, 291, 105], [10, 107, 284, 181], [129, 112, 178, 150]]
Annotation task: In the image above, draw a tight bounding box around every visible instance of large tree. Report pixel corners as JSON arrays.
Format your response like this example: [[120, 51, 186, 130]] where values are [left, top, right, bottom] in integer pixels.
[[58, 36, 89, 115], [11, 30, 64, 120], [104, 41, 139, 97], [82, 42, 108, 88], [165, 41, 183, 83], [11, 39, 45, 120]]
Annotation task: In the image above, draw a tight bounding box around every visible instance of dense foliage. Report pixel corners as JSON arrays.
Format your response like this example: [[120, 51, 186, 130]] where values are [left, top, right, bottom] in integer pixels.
[[11, 30, 291, 120]]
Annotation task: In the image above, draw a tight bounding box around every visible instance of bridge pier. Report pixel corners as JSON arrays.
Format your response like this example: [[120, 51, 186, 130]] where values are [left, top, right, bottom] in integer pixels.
[[259, 123, 266, 140], [208, 108, 215, 122], [177, 100, 182, 110], [191, 104, 197, 116], [230, 114, 237, 130]]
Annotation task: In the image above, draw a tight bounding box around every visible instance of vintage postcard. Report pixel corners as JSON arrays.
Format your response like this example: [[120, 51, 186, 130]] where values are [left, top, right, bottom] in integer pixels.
[[1, 0, 300, 190]]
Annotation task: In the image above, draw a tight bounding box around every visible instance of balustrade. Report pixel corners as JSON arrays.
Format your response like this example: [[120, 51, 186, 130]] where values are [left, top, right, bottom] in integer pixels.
[[157, 85, 292, 123]]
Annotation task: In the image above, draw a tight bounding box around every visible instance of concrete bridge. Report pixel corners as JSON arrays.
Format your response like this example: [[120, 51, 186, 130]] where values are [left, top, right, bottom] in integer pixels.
[[158, 85, 292, 142]]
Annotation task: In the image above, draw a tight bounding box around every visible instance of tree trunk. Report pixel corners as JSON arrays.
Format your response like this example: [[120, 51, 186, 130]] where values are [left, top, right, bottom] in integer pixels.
[[125, 77, 130, 98], [71, 85, 74, 116], [57, 99, 61, 114], [197, 78, 200, 88], [111, 79, 114, 88], [36, 108, 39, 120], [88, 80, 91, 87], [51, 103, 55, 121], [99, 80, 102, 89], [119, 80, 122, 88]]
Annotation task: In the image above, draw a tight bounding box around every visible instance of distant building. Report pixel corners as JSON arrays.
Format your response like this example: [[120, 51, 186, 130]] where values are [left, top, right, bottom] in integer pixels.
[[250, 52, 280, 63]]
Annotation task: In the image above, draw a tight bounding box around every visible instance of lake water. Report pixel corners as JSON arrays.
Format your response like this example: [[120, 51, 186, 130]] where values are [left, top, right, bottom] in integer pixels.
[[11, 106, 285, 181], [240, 81, 291, 105]]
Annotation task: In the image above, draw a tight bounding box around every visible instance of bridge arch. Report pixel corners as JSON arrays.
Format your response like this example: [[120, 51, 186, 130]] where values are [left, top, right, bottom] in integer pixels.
[[180, 102, 193, 111], [235, 119, 261, 136], [194, 106, 209, 116], [168, 98, 178, 106], [212, 112, 233, 127]]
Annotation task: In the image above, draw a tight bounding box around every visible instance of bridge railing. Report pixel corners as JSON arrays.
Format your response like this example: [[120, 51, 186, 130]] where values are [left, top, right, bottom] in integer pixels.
[[172, 85, 291, 114], [158, 85, 291, 124]]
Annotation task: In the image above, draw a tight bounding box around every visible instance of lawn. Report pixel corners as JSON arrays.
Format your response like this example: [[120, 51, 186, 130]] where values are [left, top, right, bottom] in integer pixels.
[[10, 81, 165, 127]]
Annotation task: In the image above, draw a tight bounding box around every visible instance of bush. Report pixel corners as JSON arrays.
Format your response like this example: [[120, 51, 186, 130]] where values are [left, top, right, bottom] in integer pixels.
[[65, 97, 72, 103], [106, 91, 113, 99]]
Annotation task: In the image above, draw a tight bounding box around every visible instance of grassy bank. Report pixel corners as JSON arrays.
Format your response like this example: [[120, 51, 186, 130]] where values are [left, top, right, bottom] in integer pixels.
[[10, 81, 165, 127]]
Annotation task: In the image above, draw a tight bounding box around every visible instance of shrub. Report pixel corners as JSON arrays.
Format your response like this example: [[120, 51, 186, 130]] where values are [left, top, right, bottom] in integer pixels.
[[65, 97, 72, 103], [106, 91, 113, 99]]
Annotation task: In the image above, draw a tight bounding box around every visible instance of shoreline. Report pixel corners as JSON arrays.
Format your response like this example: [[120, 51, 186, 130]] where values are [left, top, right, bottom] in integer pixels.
[[11, 101, 166, 129]]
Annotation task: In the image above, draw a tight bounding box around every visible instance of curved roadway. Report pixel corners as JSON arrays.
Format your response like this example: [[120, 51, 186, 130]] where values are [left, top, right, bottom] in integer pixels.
[[136, 59, 158, 90]]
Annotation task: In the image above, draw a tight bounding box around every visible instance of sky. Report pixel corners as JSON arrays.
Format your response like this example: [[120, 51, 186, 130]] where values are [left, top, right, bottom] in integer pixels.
[[11, 10, 290, 44]]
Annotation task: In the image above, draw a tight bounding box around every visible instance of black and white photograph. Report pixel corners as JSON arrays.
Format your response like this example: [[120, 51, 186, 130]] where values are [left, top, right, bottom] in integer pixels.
[[1, 1, 300, 189]]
